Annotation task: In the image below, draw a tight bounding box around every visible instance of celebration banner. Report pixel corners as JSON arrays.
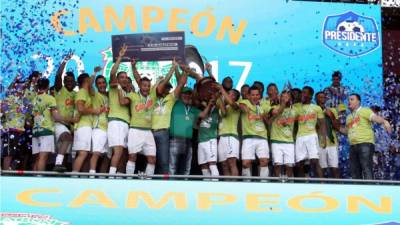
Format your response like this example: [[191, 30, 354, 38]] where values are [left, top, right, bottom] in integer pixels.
[[111, 31, 185, 62], [1, 176, 399, 225], [1, 0, 383, 106]]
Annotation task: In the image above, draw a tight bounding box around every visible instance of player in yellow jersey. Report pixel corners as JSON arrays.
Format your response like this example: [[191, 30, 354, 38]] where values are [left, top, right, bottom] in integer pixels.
[[294, 86, 326, 178], [72, 67, 102, 173], [315, 91, 341, 178], [32, 78, 73, 171], [152, 61, 187, 175], [217, 85, 241, 176], [269, 91, 294, 177], [1, 76, 29, 170], [89, 75, 110, 175], [107, 45, 130, 174], [118, 58, 178, 176], [239, 86, 271, 178], [53, 52, 76, 172]]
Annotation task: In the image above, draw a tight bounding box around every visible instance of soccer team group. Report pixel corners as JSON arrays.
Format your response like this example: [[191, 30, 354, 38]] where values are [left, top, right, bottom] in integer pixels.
[[1, 45, 392, 179]]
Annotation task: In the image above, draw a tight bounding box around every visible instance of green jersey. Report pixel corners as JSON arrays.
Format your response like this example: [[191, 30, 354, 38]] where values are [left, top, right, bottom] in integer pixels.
[[128, 89, 157, 129], [75, 89, 93, 129], [55, 86, 75, 123], [270, 106, 296, 143], [295, 104, 324, 138], [240, 99, 271, 139], [108, 88, 130, 124], [152, 92, 176, 129], [320, 107, 338, 147], [169, 100, 200, 139], [92, 92, 109, 131], [346, 107, 375, 145], [219, 105, 240, 137], [32, 93, 57, 137], [3, 95, 27, 131], [24, 87, 37, 103], [198, 108, 219, 143]]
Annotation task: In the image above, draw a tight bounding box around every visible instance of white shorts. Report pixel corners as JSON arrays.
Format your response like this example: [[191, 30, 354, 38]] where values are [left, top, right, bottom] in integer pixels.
[[127, 128, 156, 156], [55, 122, 71, 142], [92, 128, 109, 154], [218, 136, 239, 162], [107, 120, 129, 148], [72, 127, 92, 151], [241, 138, 270, 160], [271, 143, 295, 166], [198, 139, 218, 165], [32, 135, 55, 154], [318, 145, 339, 168], [295, 134, 319, 162]]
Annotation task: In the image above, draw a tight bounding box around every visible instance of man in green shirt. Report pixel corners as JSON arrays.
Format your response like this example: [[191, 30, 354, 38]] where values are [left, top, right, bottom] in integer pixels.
[[316, 91, 340, 178], [72, 68, 102, 173], [217, 85, 241, 176], [32, 78, 70, 171], [53, 53, 76, 172], [89, 75, 110, 175], [294, 86, 326, 178], [118, 59, 177, 176], [340, 93, 391, 179], [169, 87, 201, 175], [269, 91, 295, 177], [107, 45, 130, 174], [197, 95, 222, 177], [239, 86, 271, 178], [152, 60, 187, 175], [1, 76, 29, 170]]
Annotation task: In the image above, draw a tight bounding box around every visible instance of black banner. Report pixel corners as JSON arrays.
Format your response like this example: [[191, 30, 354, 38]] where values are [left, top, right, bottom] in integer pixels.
[[112, 31, 185, 62]]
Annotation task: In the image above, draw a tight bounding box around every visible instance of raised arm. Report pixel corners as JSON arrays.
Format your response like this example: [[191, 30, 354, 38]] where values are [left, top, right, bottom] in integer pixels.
[[55, 52, 73, 92], [197, 100, 215, 125], [174, 70, 188, 97], [270, 92, 290, 119], [110, 44, 127, 88], [217, 84, 239, 110], [157, 59, 178, 96], [7, 74, 22, 92], [174, 62, 183, 80], [205, 62, 216, 80], [131, 58, 141, 87], [181, 64, 202, 82], [89, 66, 102, 96], [371, 114, 392, 133]]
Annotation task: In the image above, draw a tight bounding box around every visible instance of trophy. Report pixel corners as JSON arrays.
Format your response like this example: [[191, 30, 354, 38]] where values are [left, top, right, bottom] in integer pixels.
[[196, 77, 219, 102], [184, 45, 219, 102]]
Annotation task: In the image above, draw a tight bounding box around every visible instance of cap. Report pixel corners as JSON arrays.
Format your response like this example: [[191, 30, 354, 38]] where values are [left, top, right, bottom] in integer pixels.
[[181, 87, 193, 93]]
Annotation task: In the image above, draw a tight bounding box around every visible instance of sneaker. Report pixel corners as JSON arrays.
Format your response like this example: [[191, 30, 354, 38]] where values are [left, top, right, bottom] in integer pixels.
[[53, 165, 67, 173]]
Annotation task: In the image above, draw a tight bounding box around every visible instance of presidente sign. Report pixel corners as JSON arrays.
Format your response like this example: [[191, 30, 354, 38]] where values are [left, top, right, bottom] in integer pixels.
[[1, 176, 399, 225], [322, 11, 380, 57]]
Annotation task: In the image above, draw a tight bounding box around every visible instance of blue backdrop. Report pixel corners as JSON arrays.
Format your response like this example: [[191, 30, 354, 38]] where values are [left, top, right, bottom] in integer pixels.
[[1, 0, 383, 107]]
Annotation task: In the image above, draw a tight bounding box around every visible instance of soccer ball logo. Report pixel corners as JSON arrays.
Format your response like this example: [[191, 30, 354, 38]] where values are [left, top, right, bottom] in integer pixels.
[[337, 20, 365, 32], [322, 11, 380, 57]]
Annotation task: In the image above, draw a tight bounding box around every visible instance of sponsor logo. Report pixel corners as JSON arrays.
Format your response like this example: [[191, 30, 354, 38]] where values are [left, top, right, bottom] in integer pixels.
[[0, 212, 69, 225], [322, 11, 379, 57], [374, 222, 400, 225]]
